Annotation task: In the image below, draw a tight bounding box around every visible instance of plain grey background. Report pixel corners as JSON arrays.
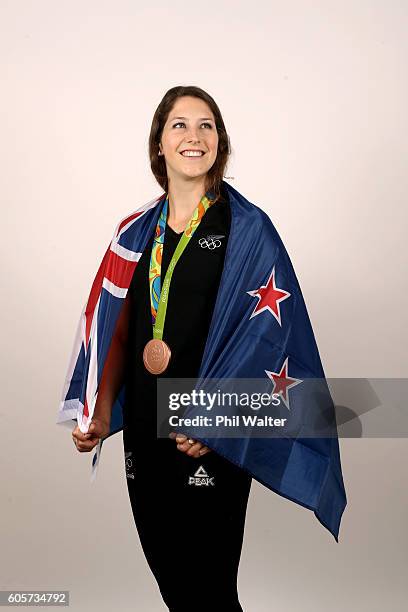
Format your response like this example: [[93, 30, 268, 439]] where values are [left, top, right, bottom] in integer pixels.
[[1, 1, 407, 610]]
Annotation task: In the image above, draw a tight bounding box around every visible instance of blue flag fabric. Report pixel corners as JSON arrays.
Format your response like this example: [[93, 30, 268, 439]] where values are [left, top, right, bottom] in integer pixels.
[[57, 180, 347, 542]]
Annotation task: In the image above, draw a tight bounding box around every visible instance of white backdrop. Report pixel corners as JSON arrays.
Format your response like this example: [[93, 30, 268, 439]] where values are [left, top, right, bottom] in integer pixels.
[[1, 1, 407, 611]]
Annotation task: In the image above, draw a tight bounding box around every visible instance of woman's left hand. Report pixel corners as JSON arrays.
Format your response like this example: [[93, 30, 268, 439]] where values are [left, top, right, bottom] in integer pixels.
[[169, 432, 212, 458]]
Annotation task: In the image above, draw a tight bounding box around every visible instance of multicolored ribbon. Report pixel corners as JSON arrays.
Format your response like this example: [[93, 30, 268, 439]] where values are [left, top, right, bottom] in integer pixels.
[[148, 190, 216, 337]]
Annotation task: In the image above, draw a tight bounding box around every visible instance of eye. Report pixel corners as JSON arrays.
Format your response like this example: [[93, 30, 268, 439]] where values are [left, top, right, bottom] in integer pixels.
[[172, 122, 213, 129]]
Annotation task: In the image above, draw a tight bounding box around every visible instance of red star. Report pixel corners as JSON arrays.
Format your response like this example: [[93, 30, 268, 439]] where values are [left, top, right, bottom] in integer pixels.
[[247, 265, 291, 326], [265, 357, 302, 411]]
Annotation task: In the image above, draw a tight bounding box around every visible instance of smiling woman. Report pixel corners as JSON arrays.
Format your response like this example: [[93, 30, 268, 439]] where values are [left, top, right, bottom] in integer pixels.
[[85, 86, 251, 610], [118, 89, 252, 611], [63, 84, 347, 612]]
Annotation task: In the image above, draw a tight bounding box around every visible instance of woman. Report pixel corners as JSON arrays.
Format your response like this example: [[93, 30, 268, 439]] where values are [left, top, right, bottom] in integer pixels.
[[72, 86, 253, 611], [66, 85, 347, 610]]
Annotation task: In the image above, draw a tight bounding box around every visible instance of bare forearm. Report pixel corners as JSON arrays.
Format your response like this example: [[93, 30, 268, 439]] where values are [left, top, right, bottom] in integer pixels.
[[93, 336, 127, 423]]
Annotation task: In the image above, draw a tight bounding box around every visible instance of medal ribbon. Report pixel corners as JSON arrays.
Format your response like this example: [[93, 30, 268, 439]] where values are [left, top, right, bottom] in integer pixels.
[[148, 190, 216, 339]]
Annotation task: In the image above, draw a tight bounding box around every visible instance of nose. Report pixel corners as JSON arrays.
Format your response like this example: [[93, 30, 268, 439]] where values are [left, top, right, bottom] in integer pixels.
[[185, 127, 201, 143]]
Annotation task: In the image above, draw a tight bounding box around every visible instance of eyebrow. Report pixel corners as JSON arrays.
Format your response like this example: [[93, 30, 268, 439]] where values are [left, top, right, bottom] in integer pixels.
[[169, 116, 214, 122]]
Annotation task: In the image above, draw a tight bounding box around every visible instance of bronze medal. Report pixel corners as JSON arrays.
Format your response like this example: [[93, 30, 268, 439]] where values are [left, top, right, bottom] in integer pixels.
[[144, 191, 214, 375], [143, 338, 171, 374]]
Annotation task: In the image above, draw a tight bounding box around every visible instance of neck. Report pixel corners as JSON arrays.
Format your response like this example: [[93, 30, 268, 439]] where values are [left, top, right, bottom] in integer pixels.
[[167, 177, 208, 225]]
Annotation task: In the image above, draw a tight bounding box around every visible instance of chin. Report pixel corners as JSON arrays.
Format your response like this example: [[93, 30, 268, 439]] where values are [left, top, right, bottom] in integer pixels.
[[180, 169, 210, 180]]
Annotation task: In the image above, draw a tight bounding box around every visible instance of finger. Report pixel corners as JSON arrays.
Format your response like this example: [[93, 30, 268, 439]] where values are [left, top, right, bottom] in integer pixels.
[[74, 438, 100, 452], [198, 447, 211, 456], [175, 434, 187, 444], [73, 431, 92, 442], [176, 441, 203, 457], [177, 438, 197, 452], [168, 431, 185, 442], [74, 435, 98, 448], [72, 429, 98, 445], [72, 426, 91, 439], [186, 442, 204, 457]]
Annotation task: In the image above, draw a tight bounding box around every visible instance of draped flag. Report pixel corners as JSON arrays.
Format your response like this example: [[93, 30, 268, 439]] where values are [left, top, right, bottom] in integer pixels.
[[57, 180, 347, 542]]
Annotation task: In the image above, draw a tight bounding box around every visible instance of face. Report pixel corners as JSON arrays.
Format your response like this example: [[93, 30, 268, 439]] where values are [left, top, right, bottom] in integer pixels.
[[159, 96, 219, 187]]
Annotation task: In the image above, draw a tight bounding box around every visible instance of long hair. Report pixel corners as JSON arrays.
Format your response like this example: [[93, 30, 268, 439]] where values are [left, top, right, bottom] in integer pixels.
[[149, 85, 231, 202]]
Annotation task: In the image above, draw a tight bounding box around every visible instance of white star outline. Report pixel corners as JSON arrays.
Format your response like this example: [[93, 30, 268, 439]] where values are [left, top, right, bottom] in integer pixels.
[[264, 356, 303, 411], [246, 265, 291, 326]]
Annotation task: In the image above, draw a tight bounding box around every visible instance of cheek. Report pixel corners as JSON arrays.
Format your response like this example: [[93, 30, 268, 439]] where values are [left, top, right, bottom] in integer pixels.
[[209, 135, 219, 153], [166, 138, 180, 152], [162, 131, 180, 150]]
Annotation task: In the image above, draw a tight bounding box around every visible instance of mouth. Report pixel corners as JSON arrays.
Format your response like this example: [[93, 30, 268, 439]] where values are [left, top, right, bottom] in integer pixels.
[[179, 150, 206, 158]]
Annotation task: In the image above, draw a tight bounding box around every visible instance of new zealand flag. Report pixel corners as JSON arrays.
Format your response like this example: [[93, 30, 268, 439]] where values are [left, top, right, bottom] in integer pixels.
[[57, 180, 347, 542]]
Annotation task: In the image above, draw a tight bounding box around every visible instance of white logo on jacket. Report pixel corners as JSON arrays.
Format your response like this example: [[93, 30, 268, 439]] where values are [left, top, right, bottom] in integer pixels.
[[125, 451, 135, 479], [198, 235, 225, 250], [188, 465, 215, 486]]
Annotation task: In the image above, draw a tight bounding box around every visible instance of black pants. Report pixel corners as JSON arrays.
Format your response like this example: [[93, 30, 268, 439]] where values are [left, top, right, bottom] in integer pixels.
[[123, 425, 252, 611]]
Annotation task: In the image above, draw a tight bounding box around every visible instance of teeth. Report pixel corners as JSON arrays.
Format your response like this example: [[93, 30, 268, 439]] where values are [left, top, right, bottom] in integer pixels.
[[181, 151, 204, 157]]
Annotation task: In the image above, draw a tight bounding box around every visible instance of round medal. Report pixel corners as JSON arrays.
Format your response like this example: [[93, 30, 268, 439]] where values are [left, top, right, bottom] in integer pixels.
[[143, 338, 171, 374]]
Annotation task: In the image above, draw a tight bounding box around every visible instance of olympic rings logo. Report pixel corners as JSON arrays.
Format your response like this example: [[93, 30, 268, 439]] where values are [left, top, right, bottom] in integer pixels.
[[198, 235, 225, 250]]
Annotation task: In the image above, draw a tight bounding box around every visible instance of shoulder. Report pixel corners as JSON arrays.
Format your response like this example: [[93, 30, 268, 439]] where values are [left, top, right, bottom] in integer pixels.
[[224, 181, 295, 268], [223, 181, 277, 234]]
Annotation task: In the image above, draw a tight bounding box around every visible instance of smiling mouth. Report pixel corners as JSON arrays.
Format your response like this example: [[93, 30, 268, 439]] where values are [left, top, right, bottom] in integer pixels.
[[179, 151, 206, 157]]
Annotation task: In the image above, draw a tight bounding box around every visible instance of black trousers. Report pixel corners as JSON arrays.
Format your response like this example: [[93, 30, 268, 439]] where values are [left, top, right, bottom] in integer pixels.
[[123, 425, 252, 611]]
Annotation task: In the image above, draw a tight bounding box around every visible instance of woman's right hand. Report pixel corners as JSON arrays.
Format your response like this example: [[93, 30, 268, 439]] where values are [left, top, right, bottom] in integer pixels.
[[72, 417, 110, 453]]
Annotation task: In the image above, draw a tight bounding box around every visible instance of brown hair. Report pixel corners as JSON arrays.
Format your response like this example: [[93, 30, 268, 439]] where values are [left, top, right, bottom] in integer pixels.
[[148, 85, 231, 202]]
